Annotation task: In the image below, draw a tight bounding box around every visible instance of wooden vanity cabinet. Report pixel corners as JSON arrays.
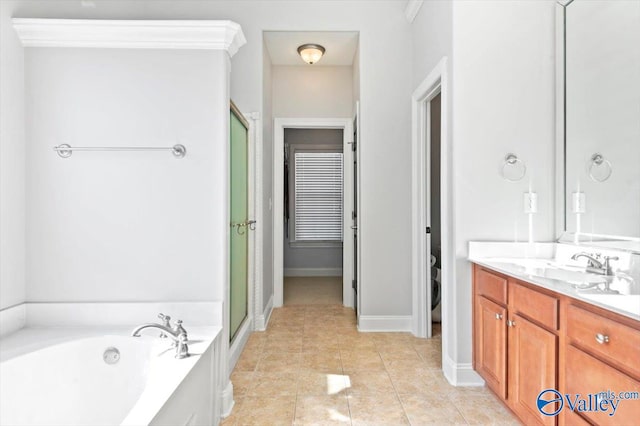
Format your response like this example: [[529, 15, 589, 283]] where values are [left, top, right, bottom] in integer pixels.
[[473, 267, 508, 398], [473, 263, 640, 426], [473, 265, 559, 426]]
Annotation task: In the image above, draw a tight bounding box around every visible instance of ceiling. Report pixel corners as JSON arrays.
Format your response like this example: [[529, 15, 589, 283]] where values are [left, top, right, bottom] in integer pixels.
[[264, 31, 359, 67]]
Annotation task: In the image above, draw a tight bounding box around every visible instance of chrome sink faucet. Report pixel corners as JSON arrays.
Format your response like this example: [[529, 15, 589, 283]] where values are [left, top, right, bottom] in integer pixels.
[[131, 316, 190, 359], [571, 252, 619, 276]]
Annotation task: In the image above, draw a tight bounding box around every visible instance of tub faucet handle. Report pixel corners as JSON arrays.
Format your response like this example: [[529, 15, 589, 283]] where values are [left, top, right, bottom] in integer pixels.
[[173, 319, 187, 336], [158, 313, 171, 338]]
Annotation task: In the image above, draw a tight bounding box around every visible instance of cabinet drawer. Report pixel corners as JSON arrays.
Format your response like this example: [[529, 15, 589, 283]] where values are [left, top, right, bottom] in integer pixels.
[[565, 345, 640, 426], [567, 304, 640, 378], [475, 267, 507, 305], [510, 282, 558, 330]]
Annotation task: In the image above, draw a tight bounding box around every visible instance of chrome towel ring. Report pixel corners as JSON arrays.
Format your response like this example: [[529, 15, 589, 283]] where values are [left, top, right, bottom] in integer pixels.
[[588, 153, 612, 182], [501, 153, 526, 182]]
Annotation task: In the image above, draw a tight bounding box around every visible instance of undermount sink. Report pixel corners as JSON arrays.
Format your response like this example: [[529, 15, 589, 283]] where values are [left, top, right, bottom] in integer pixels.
[[526, 267, 607, 285]]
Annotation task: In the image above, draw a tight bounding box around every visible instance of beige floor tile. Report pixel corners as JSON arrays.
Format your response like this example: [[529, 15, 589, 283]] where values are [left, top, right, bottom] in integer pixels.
[[344, 370, 395, 395], [235, 351, 261, 372], [256, 352, 302, 372], [452, 394, 519, 425], [230, 371, 255, 397], [228, 301, 516, 426], [301, 351, 343, 373], [298, 371, 350, 396], [340, 350, 386, 372], [235, 396, 296, 426], [247, 372, 299, 396], [348, 392, 410, 425], [399, 393, 467, 425], [263, 337, 303, 353], [294, 395, 351, 425]]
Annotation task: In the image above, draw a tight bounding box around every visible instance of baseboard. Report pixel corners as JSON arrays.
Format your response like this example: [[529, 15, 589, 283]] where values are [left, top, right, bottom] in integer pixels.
[[283, 268, 342, 277], [254, 295, 273, 331], [357, 315, 412, 332], [220, 380, 235, 418], [228, 318, 252, 372], [442, 355, 485, 386]]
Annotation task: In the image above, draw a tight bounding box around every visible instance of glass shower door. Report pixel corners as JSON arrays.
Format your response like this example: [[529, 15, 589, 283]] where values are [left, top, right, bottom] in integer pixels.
[[229, 104, 249, 342]]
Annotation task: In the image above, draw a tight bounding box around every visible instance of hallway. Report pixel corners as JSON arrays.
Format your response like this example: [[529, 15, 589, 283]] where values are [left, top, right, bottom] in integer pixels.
[[284, 277, 342, 305], [223, 305, 518, 425]]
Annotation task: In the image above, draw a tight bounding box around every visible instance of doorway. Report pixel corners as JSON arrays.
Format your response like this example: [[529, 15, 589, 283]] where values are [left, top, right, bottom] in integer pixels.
[[273, 118, 354, 309], [428, 93, 442, 337], [283, 128, 344, 305], [411, 58, 450, 349]]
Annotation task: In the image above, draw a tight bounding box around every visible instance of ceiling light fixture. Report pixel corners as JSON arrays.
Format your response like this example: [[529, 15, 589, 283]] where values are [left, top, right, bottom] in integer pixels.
[[297, 43, 325, 65]]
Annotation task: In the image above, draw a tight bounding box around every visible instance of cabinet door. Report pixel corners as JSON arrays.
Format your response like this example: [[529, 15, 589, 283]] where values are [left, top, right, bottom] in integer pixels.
[[509, 313, 557, 426], [565, 345, 640, 426], [476, 296, 507, 398]]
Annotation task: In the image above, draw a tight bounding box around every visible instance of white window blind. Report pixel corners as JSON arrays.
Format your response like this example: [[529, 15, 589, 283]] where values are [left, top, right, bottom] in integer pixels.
[[294, 151, 343, 241]]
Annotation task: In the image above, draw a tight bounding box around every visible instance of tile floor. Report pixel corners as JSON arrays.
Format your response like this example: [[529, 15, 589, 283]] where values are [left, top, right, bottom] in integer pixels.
[[223, 302, 520, 425], [284, 277, 343, 305]]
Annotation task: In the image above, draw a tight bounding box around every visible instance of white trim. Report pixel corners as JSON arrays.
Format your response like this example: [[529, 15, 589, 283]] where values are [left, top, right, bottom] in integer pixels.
[[244, 112, 263, 333], [12, 19, 246, 56], [254, 295, 273, 331], [411, 57, 449, 339], [273, 118, 354, 309], [220, 380, 235, 418], [555, 3, 566, 239], [228, 318, 252, 372], [284, 268, 343, 277], [357, 315, 412, 332], [405, 0, 425, 23], [442, 355, 485, 386]]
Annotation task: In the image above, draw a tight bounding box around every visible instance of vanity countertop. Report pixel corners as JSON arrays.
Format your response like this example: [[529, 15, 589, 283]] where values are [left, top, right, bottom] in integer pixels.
[[469, 256, 640, 322]]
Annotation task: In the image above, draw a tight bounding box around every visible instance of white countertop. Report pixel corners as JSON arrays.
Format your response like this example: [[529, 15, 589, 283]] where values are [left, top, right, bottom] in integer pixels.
[[469, 257, 640, 321]]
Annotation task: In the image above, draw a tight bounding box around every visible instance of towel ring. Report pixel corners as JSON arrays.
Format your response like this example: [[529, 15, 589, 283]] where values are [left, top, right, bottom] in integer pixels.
[[588, 153, 612, 183], [501, 153, 526, 182]]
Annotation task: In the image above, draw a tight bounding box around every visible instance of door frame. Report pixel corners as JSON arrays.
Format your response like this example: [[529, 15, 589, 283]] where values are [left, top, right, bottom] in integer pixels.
[[411, 57, 451, 340], [273, 118, 354, 308]]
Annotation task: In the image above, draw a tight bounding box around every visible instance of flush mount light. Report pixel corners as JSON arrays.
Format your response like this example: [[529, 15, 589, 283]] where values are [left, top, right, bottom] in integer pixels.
[[297, 43, 325, 65]]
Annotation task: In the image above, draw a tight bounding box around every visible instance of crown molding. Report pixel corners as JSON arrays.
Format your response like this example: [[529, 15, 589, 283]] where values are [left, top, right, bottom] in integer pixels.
[[405, 0, 424, 23], [12, 19, 246, 56]]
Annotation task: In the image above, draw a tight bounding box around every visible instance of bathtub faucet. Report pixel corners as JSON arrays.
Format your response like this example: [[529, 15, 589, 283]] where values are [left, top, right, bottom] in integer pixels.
[[131, 319, 190, 359]]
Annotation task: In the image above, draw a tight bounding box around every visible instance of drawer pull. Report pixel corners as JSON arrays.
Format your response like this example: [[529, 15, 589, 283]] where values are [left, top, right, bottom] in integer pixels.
[[507, 320, 516, 327], [495, 313, 503, 320], [595, 333, 610, 344]]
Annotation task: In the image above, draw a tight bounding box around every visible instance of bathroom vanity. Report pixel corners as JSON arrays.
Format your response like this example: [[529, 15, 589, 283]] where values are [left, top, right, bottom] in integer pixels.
[[470, 248, 640, 426]]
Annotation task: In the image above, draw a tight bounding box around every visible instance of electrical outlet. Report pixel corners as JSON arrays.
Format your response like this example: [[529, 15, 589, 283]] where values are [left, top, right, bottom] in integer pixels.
[[524, 192, 538, 214], [572, 192, 586, 214]]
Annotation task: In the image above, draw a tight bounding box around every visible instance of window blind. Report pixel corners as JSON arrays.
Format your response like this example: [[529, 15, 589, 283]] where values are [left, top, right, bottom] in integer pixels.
[[294, 151, 343, 241]]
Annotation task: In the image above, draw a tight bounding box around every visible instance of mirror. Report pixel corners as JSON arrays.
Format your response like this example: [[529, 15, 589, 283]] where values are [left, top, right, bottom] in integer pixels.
[[557, 0, 640, 250]]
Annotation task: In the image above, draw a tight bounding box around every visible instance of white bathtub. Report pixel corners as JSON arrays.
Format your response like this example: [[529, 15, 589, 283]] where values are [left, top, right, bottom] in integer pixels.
[[0, 326, 221, 426]]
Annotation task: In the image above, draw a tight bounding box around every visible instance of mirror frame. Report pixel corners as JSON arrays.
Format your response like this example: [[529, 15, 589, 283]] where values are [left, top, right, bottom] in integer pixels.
[[555, 0, 640, 252]]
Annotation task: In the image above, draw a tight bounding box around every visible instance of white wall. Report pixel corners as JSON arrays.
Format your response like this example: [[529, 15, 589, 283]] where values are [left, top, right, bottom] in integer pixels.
[[8, 0, 413, 319], [25, 48, 230, 303], [411, 0, 556, 379], [451, 0, 556, 369], [283, 129, 343, 273], [272, 66, 353, 118], [0, 0, 26, 310]]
